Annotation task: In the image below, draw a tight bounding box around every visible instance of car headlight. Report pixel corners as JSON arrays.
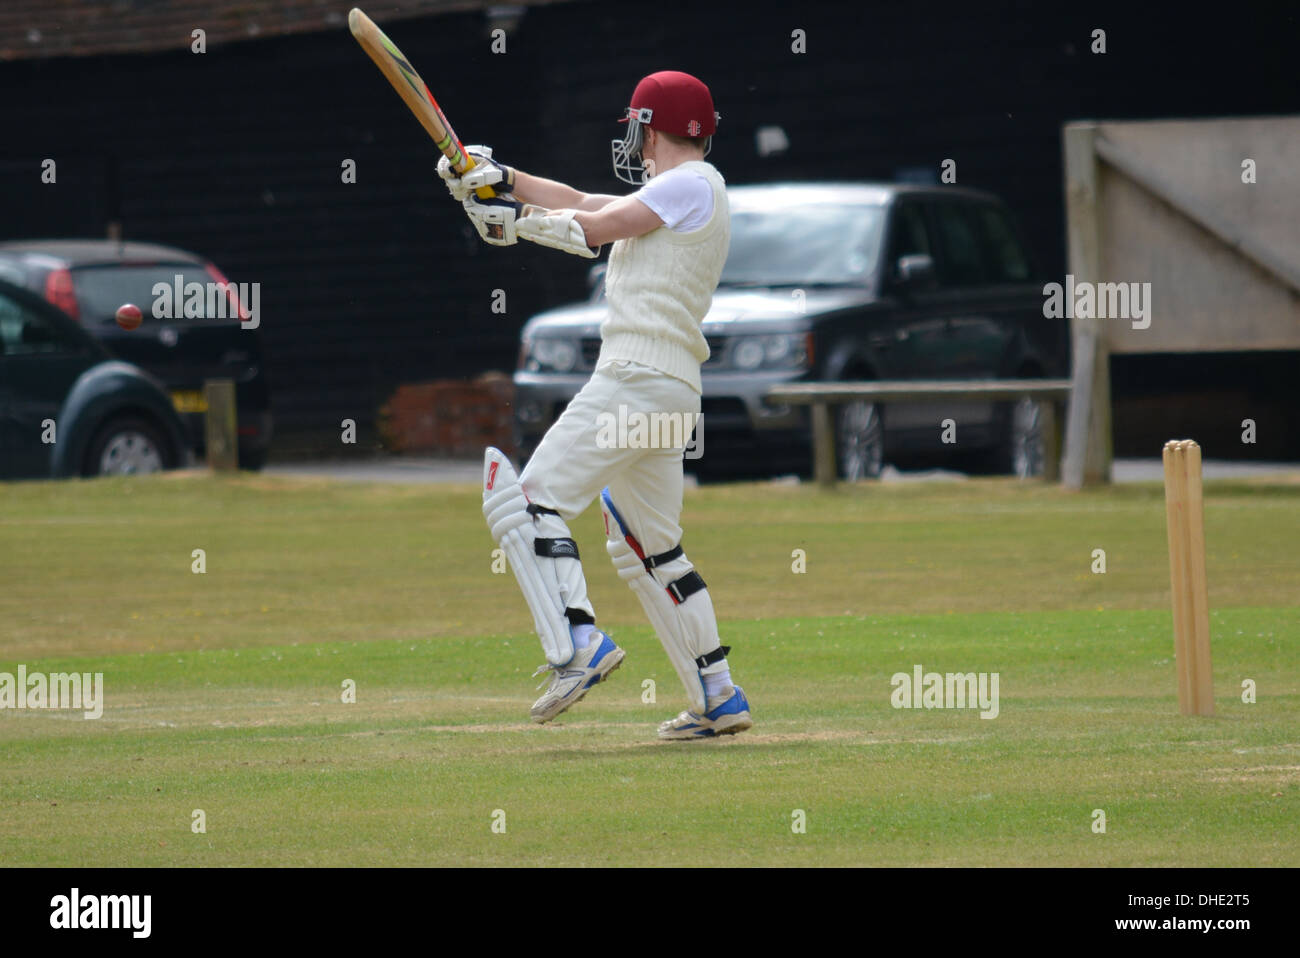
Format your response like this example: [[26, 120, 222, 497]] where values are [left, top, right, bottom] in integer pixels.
[[733, 338, 765, 370], [764, 335, 792, 363], [727, 334, 810, 371], [523, 337, 579, 373]]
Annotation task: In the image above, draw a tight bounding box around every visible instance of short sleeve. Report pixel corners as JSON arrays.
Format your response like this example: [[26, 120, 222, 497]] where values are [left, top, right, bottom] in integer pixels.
[[634, 168, 715, 232]]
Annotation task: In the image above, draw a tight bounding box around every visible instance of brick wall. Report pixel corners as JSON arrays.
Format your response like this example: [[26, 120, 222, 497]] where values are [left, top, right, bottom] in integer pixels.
[[377, 372, 515, 457]]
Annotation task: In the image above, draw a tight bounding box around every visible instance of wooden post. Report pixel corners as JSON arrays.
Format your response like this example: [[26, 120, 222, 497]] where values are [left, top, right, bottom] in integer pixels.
[[1061, 123, 1114, 487], [204, 379, 239, 473], [1040, 399, 1061, 481], [1163, 439, 1213, 716], [811, 401, 836, 488], [1183, 442, 1214, 715]]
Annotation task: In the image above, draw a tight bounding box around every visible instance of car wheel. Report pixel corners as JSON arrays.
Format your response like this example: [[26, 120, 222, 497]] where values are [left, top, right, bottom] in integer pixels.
[[835, 400, 884, 480], [83, 416, 172, 477], [1002, 397, 1046, 478], [239, 447, 269, 471]]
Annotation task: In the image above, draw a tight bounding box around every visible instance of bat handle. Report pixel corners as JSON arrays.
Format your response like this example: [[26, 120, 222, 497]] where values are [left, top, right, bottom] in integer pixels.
[[456, 153, 497, 199]]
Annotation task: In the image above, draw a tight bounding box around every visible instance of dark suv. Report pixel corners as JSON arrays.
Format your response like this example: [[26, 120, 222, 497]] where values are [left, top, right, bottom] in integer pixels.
[[514, 182, 1067, 478], [0, 240, 272, 469]]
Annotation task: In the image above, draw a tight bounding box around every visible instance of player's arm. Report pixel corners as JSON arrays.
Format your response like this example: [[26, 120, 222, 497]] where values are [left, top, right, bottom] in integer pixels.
[[437, 147, 619, 211], [511, 171, 621, 213], [454, 161, 661, 256], [572, 195, 664, 246], [470, 195, 659, 258]]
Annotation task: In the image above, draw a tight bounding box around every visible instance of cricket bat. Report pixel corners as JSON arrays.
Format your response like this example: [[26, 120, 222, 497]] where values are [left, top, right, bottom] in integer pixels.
[[347, 7, 496, 198]]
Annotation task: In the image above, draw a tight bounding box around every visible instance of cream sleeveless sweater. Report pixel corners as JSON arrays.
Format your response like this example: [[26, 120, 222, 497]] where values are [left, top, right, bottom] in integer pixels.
[[596, 160, 730, 394]]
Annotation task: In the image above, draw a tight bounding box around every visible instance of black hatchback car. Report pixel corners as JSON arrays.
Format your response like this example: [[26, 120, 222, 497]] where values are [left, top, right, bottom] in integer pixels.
[[0, 278, 188, 479], [0, 240, 272, 469], [514, 182, 1068, 478]]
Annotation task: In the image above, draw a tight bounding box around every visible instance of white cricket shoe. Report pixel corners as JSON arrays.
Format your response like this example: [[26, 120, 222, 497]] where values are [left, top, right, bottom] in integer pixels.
[[530, 631, 625, 724], [658, 685, 753, 740]]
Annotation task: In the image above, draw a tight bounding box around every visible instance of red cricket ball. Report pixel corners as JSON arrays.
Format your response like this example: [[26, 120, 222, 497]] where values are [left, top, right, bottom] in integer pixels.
[[115, 303, 143, 330]]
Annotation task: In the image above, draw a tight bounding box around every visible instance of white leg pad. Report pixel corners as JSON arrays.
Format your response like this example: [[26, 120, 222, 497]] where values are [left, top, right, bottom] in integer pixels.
[[601, 488, 725, 714], [483, 448, 575, 666]]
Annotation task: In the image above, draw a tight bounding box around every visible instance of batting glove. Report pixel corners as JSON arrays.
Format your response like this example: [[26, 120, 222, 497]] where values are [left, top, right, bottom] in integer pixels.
[[439, 145, 515, 201], [463, 193, 522, 247], [516, 206, 599, 258]]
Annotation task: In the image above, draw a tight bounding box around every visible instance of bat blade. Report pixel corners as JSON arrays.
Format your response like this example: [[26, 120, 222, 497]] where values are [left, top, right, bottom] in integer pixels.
[[348, 8, 495, 197]]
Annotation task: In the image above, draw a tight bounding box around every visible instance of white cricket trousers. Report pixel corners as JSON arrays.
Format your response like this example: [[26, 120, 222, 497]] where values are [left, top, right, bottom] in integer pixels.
[[519, 359, 701, 622]]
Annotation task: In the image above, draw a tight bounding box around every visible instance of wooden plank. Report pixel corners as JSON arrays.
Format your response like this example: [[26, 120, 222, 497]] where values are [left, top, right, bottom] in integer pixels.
[[1094, 133, 1300, 299], [204, 379, 239, 473], [769, 379, 1071, 404], [769, 380, 1072, 482]]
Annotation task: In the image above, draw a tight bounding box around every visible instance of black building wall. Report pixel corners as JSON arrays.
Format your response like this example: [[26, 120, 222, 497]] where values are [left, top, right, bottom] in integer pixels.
[[2, 0, 1296, 447]]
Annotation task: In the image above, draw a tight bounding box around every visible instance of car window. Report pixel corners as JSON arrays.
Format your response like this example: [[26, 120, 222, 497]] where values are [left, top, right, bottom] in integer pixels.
[[930, 202, 987, 287], [0, 291, 77, 357], [886, 202, 931, 270], [720, 204, 886, 286], [974, 205, 1032, 282], [72, 264, 231, 323]]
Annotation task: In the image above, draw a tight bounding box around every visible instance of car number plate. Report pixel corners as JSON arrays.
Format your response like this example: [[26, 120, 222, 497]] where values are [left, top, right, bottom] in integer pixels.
[[171, 390, 208, 413]]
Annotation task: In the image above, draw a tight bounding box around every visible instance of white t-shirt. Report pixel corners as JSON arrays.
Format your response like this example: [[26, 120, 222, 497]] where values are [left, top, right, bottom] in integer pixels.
[[633, 165, 715, 233]]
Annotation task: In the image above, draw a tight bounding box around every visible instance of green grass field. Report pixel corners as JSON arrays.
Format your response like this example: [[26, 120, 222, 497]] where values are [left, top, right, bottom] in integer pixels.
[[1, 471, 1297, 866]]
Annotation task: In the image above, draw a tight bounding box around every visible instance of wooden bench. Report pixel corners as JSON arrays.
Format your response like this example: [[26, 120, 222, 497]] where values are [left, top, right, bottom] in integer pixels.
[[766, 379, 1073, 487]]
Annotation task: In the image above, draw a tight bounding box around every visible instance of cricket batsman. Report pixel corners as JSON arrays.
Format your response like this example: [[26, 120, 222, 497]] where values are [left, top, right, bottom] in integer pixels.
[[438, 70, 751, 739]]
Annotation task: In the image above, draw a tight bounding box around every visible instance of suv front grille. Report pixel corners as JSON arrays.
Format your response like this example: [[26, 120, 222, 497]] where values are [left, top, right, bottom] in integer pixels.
[[703, 336, 726, 367]]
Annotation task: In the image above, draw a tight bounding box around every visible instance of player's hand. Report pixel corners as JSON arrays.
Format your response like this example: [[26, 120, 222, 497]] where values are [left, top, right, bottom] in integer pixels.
[[439, 145, 515, 201], [463, 193, 522, 246]]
